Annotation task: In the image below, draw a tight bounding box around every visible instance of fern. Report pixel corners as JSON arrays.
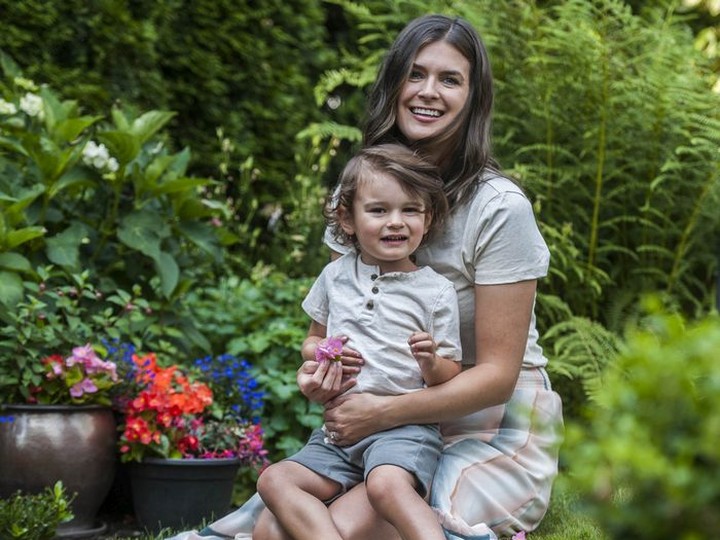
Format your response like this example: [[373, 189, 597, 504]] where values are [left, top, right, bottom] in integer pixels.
[[543, 315, 621, 402]]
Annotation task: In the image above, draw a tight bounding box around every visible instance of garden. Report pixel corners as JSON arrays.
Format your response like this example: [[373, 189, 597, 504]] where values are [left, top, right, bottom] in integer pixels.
[[0, 0, 719, 539]]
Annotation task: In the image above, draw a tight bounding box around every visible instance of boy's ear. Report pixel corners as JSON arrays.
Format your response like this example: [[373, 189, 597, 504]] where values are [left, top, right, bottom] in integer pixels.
[[423, 212, 432, 235], [338, 206, 355, 235]]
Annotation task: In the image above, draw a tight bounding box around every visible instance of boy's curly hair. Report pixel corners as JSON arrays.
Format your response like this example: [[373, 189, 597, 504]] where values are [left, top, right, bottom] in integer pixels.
[[325, 143, 449, 248]]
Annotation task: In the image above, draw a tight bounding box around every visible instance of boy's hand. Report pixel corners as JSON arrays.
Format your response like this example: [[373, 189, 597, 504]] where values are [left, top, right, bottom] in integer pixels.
[[408, 331, 436, 366]]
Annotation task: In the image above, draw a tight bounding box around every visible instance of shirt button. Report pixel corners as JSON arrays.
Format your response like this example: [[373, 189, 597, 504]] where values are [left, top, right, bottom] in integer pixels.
[[370, 274, 378, 280], [366, 300, 374, 309], [371, 287, 379, 294]]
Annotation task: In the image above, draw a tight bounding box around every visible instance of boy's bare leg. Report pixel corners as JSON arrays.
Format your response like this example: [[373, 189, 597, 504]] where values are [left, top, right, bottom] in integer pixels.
[[365, 465, 445, 540], [257, 461, 344, 540]]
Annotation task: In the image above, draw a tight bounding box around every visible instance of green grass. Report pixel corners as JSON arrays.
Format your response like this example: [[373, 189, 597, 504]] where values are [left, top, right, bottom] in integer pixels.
[[112, 479, 606, 540], [529, 479, 607, 540]]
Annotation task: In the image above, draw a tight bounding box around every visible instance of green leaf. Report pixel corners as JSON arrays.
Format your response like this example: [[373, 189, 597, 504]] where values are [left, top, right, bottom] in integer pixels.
[[0, 134, 28, 156], [152, 176, 210, 196], [0, 48, 22, 79], [0, 270, 22, 306], [53, 115, 103, 145], [4, 226, 46, 249], [48, 167, 97, 198], [45, 222, 89, 269], [153, 250, 179, 298], [118, 210, 169, 259], [130, 110, 176, 146], [97, 131, 140, 165], [0, 252, 32, 272], [3, 184, 45, 222], [177, 221, 222, 260]]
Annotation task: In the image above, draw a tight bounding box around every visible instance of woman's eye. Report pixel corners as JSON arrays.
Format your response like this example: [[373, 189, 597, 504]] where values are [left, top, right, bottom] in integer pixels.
[[443, 76, 460, 86], [408, 70, 424, 81]]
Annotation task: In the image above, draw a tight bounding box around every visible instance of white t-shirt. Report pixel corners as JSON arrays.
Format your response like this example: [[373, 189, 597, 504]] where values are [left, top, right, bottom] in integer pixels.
[[325, 172, 550, 369], [302, 252, 462, 396]]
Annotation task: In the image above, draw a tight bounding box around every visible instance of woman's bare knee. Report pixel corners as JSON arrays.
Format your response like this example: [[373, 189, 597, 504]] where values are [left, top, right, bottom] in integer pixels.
[[254, 508, 291, 540], [330, 482, 402, 540]]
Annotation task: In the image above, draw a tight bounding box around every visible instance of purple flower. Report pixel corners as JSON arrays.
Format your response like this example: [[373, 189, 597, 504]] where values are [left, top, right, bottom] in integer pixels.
[[70, 378, 98, 398], [315, 337, 343, 363], [66, 344, 118, 381]]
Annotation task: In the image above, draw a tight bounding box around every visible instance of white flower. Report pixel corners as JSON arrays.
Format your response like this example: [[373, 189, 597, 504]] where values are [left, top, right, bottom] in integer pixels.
[[19, 93, 43, 117], [326, 95, 342, 110], [0, 99, 17, 115], [106, 157, 119, 172], [82, 140, 115, 171]]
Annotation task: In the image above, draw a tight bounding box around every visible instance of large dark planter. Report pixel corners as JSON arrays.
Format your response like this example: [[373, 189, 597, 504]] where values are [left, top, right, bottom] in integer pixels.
[[129, 457, 241, 533], [0, 404, 117, 538]]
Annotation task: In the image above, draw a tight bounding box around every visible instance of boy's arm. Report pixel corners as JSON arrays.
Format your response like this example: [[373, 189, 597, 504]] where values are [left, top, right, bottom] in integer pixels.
[[301, 320, 327, 362], [408, 331, 462, 387]]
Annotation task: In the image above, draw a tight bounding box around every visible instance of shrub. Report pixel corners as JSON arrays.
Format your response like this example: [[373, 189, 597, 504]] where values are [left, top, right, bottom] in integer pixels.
[[563, 298, 720, 538], [187, 264, 320, 460], [0, 50, 232, 353], [0, 481, 74, 540]]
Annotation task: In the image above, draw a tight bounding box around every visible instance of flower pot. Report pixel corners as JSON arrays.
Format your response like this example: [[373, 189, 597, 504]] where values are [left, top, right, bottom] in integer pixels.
[[129, 457, 241, 532], [0, 404, 116, 538]]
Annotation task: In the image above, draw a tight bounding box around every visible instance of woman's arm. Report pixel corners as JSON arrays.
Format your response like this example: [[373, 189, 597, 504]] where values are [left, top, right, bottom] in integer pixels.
[[323, 280, 536, 445]]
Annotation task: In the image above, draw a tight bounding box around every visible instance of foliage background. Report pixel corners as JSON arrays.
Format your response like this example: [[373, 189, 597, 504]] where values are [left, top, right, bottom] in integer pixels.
[[2, 0, 720, 531]]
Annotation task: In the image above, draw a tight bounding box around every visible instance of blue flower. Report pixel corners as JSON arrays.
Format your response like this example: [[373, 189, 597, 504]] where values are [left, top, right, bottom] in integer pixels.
[[194, 353, 264, 421]]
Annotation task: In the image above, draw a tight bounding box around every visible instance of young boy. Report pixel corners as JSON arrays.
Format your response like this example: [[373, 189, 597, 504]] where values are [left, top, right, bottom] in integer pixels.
[[256, 144, 462, 540]]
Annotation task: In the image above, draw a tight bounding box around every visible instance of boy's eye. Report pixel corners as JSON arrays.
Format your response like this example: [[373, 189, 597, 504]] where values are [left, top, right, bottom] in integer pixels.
[[404, 207, 422, 214], [368, 207, 386, 214]]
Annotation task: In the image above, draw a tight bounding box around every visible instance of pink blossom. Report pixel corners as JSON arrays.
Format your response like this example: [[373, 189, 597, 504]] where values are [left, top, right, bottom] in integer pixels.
[[66, 344, 118, 381], [315, 337, 343, 363], [512, 532, 526, 540], [66, 344, 97, 367], [70, 378, 98, 398]]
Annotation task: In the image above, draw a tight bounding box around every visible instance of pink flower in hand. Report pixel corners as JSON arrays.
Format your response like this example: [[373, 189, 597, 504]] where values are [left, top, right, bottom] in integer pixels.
[[315, 337, 343, 363], [512, 532, 526, 540]]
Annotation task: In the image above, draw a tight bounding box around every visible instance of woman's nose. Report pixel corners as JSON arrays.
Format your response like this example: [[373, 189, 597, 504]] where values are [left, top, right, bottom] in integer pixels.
[[418, 78, 439, 99]]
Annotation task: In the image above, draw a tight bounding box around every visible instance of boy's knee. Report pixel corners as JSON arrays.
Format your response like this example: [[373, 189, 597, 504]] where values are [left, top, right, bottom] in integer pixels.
[[365, 465, 417, 506], [257, 462, 285, 501]]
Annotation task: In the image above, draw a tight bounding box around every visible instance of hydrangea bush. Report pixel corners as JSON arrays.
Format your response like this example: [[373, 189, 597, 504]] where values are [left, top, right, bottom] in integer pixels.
[[0, 49, 231, 358]]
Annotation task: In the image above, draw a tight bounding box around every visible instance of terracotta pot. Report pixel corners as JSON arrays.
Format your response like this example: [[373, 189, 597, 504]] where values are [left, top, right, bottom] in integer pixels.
[[129, 457, 240, 532], [0, 404, 116, 538]]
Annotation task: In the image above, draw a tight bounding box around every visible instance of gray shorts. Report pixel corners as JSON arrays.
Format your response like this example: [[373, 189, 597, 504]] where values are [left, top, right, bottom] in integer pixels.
[[286, 423, 442, 501]]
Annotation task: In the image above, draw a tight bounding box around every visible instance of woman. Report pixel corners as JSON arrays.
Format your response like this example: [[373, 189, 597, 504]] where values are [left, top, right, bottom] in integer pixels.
[[173, 13, 563, 540]]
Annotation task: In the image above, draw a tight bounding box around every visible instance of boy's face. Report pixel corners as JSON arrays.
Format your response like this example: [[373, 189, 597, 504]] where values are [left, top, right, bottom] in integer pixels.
[[340, 172, 430, 273]]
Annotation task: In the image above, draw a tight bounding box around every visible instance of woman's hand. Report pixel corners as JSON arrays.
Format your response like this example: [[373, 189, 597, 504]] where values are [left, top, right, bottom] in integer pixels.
[[323, 393, 394, 446]]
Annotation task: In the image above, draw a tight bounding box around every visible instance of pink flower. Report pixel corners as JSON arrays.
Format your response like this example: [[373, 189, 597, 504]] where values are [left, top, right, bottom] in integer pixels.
[[512, 532, 526, 540], [66, 344, 97, 368], [315, 337, 343, 362], [70, 378, 98, 398], [66, 344, 118, 381]]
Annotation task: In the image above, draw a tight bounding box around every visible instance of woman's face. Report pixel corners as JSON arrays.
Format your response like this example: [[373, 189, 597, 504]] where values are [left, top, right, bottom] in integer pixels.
[[396, 40, 471, 144]]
